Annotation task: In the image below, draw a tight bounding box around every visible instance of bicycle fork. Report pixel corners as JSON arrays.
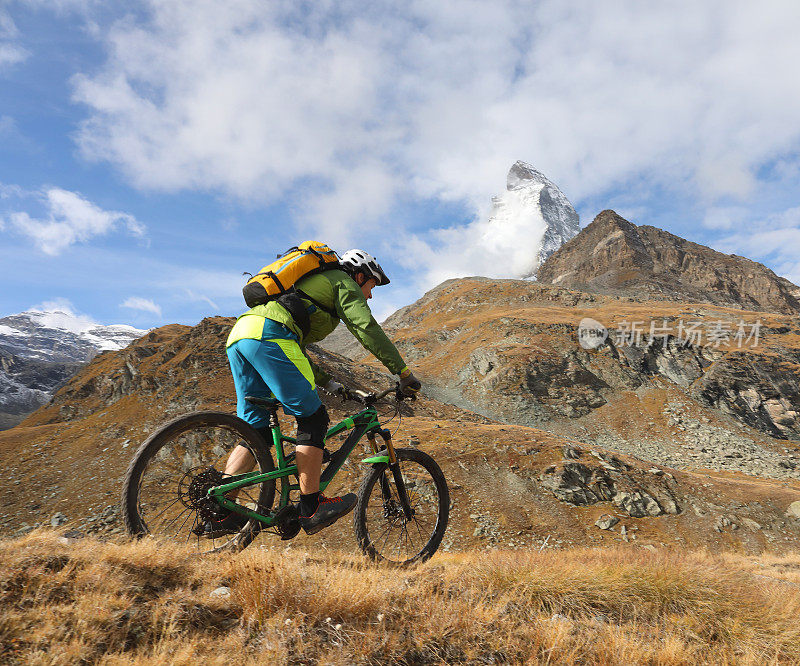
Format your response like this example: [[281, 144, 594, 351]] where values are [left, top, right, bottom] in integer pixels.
[[368, 428, 414, 521]]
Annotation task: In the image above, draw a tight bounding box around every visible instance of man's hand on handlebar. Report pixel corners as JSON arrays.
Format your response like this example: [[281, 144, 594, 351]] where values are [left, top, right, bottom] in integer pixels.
[[399, 368, 421, 398]]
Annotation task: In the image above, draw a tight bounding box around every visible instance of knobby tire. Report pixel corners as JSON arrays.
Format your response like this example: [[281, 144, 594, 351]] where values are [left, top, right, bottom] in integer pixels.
[[121, 411, 275, 554], [354, 447, 449, 565]]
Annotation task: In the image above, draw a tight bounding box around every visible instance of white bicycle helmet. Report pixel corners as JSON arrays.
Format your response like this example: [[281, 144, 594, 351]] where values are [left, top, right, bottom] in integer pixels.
[[340, 249, 390, 286]]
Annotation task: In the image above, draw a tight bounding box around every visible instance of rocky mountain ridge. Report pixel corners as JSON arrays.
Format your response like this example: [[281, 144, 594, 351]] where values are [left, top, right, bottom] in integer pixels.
[[536, 210, 800, 314], [2, 315, 800, 557], [0, 310, 146, 429], [325, 276, 800, 482]]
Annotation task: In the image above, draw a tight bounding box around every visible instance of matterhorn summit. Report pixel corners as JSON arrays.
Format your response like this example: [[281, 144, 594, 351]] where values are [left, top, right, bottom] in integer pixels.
[[405, 161, 581, 289], [487, 161, 580, 277]]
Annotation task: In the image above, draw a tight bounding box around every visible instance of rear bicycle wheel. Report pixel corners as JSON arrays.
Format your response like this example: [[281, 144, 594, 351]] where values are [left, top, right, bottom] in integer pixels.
[[354, 447, 449, 565], [121, 411, 275, 554]]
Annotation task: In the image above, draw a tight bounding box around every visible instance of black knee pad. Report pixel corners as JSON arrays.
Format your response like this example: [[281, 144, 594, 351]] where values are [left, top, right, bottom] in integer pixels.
[[295, 404, 329, 449]]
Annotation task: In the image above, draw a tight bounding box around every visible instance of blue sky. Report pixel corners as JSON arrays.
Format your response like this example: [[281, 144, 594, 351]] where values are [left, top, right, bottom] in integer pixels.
[[2, 1, 800, 328]]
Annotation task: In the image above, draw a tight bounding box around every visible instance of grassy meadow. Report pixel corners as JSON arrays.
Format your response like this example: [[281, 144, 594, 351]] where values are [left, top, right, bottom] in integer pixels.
[[2, 532, 800, 664]]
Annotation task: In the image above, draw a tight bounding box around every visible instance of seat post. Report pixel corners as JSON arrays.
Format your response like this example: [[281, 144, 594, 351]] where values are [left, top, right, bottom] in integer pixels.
[[267, 409, 290, 470]]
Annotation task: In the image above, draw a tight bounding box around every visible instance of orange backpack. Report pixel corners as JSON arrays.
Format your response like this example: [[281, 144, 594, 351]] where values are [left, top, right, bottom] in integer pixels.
[[242, 241, 340, 308]]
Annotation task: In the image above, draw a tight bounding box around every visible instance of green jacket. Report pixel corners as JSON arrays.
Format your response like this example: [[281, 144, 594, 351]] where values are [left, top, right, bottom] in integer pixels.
[[227, 269, 406, 385]]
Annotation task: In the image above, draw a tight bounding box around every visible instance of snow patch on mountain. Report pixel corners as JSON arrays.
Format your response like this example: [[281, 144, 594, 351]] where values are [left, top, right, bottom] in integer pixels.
[[0, 306, 147, 429], [0, 309, 147, 363], [403, 161, 579, 288]]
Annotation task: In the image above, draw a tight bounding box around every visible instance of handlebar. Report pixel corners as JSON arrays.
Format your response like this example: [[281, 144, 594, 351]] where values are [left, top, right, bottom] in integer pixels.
[[342, 382, 414, 405], [374, 386, 400, 401]]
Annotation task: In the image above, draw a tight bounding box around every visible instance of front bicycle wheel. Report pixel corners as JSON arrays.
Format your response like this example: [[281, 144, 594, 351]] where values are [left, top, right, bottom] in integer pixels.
[[354, 447, 449, 565], [121, 411, 275, 554]]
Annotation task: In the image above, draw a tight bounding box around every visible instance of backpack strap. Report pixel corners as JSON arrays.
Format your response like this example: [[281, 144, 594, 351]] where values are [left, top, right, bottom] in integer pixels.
[[276, 291, 311, 338], [296, 289, 338, 319], [304, 246, 328, 268]]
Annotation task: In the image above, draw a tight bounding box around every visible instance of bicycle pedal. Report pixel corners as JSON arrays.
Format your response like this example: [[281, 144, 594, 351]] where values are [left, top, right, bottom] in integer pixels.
[[279, 518, 301, 540], [272, 503, 297, 524]]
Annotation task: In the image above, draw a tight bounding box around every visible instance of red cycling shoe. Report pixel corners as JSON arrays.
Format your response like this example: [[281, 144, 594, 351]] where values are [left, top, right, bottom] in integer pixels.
[[299, 493, 357, 535]]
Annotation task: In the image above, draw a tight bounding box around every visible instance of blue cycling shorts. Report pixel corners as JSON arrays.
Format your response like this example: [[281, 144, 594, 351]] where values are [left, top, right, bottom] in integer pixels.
[[227, 337, 322, 427]]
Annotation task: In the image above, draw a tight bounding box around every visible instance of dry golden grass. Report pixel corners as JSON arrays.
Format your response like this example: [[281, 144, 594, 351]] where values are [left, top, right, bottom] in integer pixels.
[[2, 532, 800, 664]]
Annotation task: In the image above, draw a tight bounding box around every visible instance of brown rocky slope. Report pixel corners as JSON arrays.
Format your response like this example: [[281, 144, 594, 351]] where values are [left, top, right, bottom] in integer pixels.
[[536, 209, 800, 314], [324, 277, 800, 482], [2, 316, 800, 556]]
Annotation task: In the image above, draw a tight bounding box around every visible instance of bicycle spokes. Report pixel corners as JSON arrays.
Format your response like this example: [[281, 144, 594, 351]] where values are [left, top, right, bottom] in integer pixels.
[[355, 449, 448, 565], [125, 416, 275, 554]]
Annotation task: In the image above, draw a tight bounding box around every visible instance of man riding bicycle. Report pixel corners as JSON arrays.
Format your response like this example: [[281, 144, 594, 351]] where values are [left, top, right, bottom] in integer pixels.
[[210, 249, 421, 537]]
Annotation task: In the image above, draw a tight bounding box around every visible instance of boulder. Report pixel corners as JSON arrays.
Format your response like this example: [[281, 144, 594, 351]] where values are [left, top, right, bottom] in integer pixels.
[[540, 462, 614, 505], [50, 512, 68, 527], [740, 518, 762, 531], [594, 514, 619, 530], [613, 491, 662, 518], [786, 501, 800, 519]]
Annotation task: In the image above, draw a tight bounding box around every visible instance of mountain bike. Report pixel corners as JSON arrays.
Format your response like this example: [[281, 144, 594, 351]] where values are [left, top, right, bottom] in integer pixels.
[[121, 385, 449, 565]]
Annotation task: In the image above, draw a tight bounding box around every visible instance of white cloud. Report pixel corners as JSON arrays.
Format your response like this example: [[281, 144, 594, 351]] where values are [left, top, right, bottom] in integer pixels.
[[28, 297, 100, 333], [184, 289, 219, 312], [121, 296, 162, 316], [702, 206, 750, 231], [220, 217, 238, 232], [70, 0, 800, 248], [0, 44, 26, 68], [22, 0, 95, 11], [713, 206, 800, 284], [0, 114, 16, 136], [72, 2, 390, 214], [298, 161, 397, 248], [31, 297, 80, 315], [400, 184, 556, 290], [0, 11, 27, 69], [0, 182, 23, 199], [0, 114, 31, 150], [2, 186, 145, 255], [164, 268, 244, 305]]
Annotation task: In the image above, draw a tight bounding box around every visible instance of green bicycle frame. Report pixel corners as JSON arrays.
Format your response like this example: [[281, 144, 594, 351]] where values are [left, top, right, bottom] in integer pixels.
[[208, 405, 385, 526]]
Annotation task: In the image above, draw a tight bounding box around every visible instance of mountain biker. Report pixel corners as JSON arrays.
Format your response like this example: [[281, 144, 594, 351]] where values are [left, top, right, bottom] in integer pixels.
[[208, 249, 421, 537]]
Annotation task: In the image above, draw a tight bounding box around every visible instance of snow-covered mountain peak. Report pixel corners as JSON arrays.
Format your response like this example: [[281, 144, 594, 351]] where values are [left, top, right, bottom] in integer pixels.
[[0, 309, 148, 363], [0, 307, 148, 428], [485, 161, 580, 277], [507, 160, 552, 190]]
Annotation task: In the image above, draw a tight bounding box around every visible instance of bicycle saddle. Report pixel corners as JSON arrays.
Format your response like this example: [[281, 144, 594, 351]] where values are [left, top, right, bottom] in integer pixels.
[[245, 395, 281, 410]]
